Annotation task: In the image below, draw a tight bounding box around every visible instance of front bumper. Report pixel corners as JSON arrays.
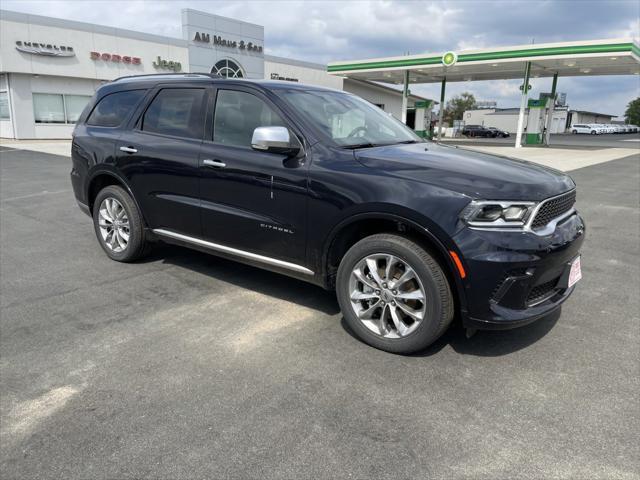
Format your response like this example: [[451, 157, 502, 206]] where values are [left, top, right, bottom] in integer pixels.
[[453, 212, 585, 330]]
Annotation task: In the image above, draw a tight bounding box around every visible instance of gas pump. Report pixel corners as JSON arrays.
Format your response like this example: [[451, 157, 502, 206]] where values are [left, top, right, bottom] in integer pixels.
[[413, 100, 434, 138], [524, 96, 551, 145]]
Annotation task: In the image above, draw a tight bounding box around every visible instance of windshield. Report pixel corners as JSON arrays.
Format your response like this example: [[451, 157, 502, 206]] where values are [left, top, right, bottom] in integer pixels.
[[277, 89, 422, 148]]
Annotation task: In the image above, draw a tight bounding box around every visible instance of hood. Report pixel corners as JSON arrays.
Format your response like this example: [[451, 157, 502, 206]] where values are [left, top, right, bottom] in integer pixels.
[[354, 142, 575, 201]]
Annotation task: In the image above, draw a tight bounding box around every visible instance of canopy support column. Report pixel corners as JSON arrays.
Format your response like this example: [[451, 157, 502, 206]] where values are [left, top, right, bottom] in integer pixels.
[[437, 77, 446, 142], [401, 70, 410, 124], [515, 62, 531, 148], [544, 73, 558, 146]]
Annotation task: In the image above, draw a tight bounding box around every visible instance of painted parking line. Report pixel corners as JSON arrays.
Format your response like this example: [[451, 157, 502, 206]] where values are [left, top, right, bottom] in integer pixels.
[[2, 190, 71, 202]]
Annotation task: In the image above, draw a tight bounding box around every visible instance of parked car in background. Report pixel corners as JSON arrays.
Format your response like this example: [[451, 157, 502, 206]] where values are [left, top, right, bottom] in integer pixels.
[[570, 124, 602, 135], [461, 125, 494, 138], [628, 124, 639, 133], [71, 74, 585, 354], [486, 127, 510, 138]]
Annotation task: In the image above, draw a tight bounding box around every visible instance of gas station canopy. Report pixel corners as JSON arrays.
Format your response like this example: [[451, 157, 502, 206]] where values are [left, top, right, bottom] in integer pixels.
[[327, 38, 640, 85], [327, 38, 639, 147]]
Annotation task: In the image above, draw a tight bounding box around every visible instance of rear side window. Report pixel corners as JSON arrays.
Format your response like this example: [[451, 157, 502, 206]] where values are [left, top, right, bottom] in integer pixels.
[[141, 88, 205, 139], [86, 90, 146, 127]]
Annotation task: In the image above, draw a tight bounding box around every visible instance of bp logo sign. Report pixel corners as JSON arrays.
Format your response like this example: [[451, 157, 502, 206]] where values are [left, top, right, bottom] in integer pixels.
[[442, 51, 457, 67]]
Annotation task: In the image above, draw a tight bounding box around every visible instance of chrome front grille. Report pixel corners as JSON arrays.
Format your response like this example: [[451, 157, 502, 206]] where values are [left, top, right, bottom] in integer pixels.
[[531, 190, 576, 230]]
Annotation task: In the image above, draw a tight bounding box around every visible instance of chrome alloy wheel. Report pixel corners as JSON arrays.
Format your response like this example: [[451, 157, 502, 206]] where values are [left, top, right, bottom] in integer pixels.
[[98, 198, 130, 253], [348, 253, 427, 338]]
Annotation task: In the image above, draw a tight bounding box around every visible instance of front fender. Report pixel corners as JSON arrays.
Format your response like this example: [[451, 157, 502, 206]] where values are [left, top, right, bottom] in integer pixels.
[[321, 205, 456, 259], [320, 208, 469, 315]]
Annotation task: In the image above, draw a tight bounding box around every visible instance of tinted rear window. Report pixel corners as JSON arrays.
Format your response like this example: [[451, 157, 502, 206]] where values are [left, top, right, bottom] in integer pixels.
[[142, 88, 205, 139], [86, 90, 146, 127]]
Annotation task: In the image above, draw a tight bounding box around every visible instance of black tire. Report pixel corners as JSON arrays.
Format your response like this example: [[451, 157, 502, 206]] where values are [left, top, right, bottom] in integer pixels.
[[572, 130, 577, 134], [590, 130, 596, 135], [336, 234, 454, 354], [92, 185, 148, 262]]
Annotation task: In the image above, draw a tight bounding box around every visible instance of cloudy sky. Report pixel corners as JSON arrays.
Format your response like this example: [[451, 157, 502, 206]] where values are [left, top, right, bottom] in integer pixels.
[[3, 0, 639, 116]]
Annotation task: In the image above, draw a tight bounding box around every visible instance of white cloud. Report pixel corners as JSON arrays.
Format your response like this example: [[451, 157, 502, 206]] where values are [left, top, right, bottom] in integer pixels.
[[613, 18, 640, 40], [456, 35, 488, 52]]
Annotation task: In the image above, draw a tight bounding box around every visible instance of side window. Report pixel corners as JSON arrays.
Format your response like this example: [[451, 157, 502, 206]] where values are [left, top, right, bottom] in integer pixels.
[[213, 90, 286, 148], [86, 90, 146, 127], [142, 88, 205, 139]]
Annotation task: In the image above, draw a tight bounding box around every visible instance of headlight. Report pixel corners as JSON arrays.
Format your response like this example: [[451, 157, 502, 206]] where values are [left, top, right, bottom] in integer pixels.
[[460, 200, 537, 228]]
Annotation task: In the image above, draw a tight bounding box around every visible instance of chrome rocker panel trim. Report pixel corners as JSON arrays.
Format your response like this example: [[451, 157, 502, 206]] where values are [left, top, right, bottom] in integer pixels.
[[152, 228, 314, 276]]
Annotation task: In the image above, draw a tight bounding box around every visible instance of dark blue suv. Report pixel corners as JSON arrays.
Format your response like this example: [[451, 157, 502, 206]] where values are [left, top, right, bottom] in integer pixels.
[[71, 73, 585, 354]]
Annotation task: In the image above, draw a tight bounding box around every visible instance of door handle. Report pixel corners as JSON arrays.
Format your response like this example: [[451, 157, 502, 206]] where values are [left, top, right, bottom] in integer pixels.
[[203, 159, 226, 168], [119, 146, 138, 154]]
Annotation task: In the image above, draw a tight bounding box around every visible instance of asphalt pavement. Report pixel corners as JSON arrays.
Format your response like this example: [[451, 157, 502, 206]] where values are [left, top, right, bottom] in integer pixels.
[[1, 146, 638, 479]]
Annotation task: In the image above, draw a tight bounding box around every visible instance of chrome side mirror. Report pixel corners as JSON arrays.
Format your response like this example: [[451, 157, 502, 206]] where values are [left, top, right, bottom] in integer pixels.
[[251, 126, 300, 156]]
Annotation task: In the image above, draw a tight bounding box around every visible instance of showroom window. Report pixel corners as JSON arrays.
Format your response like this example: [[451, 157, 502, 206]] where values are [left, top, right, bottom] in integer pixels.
[[0, 92, 9, 120], [65, 95, 91, 123], [211, 59, 244, 78], [33, 94, 65, 124], [142, 88, 205, 139], [33, 93, 92, 124]]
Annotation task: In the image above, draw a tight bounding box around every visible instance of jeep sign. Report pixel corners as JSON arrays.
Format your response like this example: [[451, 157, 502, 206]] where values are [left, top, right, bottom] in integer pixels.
[[152, 56, 182, 72]]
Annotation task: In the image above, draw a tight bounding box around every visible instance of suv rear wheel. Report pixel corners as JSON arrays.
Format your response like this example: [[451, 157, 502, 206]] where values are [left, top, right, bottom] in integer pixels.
[[92, 185, 148, 262], [336, 234, 454, 354]]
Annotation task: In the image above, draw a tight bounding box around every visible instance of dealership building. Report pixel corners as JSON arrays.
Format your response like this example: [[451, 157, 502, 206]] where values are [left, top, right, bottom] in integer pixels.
[[0, 9, 434, 139]]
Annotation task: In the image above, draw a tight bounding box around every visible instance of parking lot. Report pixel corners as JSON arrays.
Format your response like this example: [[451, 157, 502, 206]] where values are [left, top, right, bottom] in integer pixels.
[[444, 132, 640, 149], [1, 145, 639, 478]]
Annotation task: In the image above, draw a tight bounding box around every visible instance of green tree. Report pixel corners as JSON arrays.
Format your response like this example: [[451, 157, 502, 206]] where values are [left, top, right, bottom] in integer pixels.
[[444, 92, 476, 125], [624, 97, 640, 125]]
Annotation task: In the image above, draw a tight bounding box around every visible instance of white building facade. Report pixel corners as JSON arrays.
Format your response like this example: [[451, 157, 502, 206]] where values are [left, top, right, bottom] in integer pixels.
[[463, 107, 616, 134], [0, 9, 432, 139]]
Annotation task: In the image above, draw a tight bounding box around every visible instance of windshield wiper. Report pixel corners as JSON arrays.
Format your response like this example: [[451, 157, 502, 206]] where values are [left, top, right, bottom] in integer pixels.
[[342, 143, 379, 150], [343, 140, 420, 149]]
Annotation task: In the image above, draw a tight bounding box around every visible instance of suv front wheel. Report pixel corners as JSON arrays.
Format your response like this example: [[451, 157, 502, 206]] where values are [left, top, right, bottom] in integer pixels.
[[92, 185, 148, 262], [336, 234, 454, 354]]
